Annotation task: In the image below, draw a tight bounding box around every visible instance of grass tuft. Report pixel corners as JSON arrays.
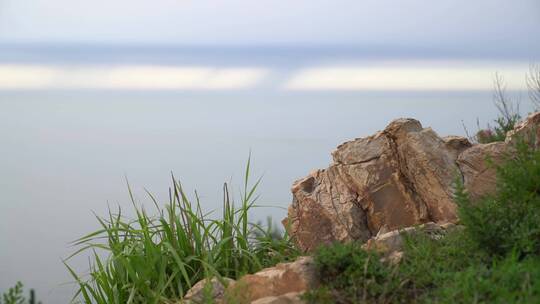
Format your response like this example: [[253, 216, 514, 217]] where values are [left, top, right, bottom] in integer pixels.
[[65, 161, 298, 304]]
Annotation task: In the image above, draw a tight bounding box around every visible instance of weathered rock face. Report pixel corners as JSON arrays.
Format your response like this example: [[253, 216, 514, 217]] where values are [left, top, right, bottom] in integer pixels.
[[225, 257, 317, 304], [286, 113, 540, 252], [285, 168, 371, 253]]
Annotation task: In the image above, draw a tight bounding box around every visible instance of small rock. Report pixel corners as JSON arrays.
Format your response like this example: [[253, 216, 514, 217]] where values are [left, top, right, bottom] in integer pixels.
[[250, 292, 305, 304], [182, 277, 234, 304], [384, 251, 404, 265], [225, 257, 317, 303], [362, 222, 456, 255]]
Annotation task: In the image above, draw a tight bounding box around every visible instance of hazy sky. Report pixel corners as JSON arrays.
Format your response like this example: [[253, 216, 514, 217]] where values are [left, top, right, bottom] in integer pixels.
[[0, 0, 539, 55]]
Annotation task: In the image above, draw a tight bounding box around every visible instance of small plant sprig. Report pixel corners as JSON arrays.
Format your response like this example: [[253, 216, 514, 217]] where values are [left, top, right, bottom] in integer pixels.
[[1, 282, 42, 304], [475, 72, 521, 144]]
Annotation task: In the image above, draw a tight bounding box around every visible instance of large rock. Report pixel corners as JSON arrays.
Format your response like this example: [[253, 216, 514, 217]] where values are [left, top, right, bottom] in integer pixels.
[[225, 257, 317, 303], [286, 113, 540, 252], [287, 118, 470, 252]]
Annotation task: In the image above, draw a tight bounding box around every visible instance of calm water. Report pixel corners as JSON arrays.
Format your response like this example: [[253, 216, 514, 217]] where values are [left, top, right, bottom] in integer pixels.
[[0, 46, 535, 302]]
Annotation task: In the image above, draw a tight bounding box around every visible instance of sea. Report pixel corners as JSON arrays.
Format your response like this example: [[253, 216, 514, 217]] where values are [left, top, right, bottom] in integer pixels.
[[0, 44, 535, 303]]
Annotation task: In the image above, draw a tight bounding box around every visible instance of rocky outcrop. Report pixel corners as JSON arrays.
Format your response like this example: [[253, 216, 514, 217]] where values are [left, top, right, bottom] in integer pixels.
[[286, 112, 540, 252]]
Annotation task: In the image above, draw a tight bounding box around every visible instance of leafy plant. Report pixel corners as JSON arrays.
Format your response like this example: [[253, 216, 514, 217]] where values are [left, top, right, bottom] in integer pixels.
[[1, 282, 24, 304], [65, 159, 298, 304]]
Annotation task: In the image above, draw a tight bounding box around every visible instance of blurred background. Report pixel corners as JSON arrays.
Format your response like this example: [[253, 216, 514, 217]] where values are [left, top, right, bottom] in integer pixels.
[[0, 0, 539, 302]]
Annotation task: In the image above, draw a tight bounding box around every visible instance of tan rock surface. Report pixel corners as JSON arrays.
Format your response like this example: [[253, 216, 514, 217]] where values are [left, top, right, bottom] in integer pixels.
[[286, 168, 370, 252], [507, 111, 540, 147], [394, 127, 470, 222], [457, 142, 508, 200]]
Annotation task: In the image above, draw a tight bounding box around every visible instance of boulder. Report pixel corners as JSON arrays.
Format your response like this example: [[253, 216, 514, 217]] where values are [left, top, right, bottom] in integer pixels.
[[225, 257, 317, 303], [287, 118, 470, 252]]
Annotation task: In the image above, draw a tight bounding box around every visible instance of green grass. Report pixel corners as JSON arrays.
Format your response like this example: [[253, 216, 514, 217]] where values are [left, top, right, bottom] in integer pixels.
[[65, 159, 299, 304]]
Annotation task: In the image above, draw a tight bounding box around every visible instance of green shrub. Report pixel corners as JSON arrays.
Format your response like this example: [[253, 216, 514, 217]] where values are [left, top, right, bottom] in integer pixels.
[[431, 254, 540, 303], [397, 231, 485, 300], [65, 160, 299, 304], [455, 140, 540, 257], [305, 230, 540, 304], [303, 242, 401, 304]]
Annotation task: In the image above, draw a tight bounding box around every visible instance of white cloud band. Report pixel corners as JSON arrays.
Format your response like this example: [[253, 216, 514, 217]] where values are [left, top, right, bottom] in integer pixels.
[[0, 62, 530, 91], [284, 64, 529, 91], [0, 65, 269, 90]]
